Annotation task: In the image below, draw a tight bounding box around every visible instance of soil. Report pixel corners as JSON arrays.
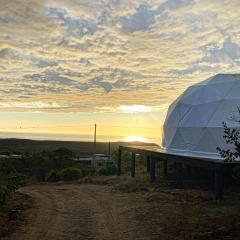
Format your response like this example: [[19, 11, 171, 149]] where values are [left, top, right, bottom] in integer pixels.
[[1, 177, 240, 240]]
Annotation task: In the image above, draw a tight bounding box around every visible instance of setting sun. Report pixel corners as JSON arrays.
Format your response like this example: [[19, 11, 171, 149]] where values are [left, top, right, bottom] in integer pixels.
[[124, 135, 146, 142]]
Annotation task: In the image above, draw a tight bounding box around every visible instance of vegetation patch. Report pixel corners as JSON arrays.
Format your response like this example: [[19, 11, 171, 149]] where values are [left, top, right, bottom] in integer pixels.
[[98, 165, 117, 176], [0, 174, 26, 208], [59, 167, 83, 181]]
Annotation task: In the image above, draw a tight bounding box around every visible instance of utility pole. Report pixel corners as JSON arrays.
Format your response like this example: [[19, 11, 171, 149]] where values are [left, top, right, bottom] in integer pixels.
[[94, 123, 97, 153], [93, 124, 97, 166], [108, 141, 111, 156]]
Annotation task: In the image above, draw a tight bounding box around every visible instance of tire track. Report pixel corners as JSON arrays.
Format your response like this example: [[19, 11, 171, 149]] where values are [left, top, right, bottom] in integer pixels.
[[3, 183, 147, 240]]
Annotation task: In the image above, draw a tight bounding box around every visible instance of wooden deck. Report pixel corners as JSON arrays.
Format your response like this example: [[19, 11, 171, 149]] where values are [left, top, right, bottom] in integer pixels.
[[117, 145, 238, 200]]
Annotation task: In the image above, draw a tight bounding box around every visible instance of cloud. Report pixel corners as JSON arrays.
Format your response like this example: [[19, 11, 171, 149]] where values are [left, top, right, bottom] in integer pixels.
[[201, 38, 240, 64], [120, 4, 155, 33], [157, 0, 197, 13], [0, 0, 240, 113], [0, 47, 58, 69], [48, 7, 98, 39], [23, 66, 137, 94], [0, 48, 19, 59], [0, 102, 71, 109], [119, 0, 197, 33], [24, 70, 89, 91]]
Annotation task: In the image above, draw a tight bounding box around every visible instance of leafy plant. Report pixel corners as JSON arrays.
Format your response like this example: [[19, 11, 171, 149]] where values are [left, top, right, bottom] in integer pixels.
[[98, 164, 117, 176], [59, 167, 82, 181], [216, 108, 240, 162], [217, 122, 240, 162], [0, 174, 26, 207], [45, 170, 60, 182], [81, 166, 96, 177], [0, 185, 11, 207]]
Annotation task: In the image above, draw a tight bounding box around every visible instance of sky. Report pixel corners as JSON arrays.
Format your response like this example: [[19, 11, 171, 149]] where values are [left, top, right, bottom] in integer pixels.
[[0, 0, 240, 142]]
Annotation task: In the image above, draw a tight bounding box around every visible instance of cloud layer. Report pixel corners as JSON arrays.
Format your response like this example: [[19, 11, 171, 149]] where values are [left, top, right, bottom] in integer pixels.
[[0, 0, 240, 112]]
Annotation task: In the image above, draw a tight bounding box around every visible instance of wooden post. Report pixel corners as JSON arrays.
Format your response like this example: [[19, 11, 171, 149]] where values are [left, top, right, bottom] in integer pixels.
[[92, 123, 97, 167], [214, 165, 223, 200], [163, 159, 168, 177], [186, 165, 191, 178], [131, 152, 136, 178], [117, 149, 122, 176], [147, 155, 150, 173], [176, 162, 183, 188], [108, 141, 111, 156], [150, 157, 156, 183]]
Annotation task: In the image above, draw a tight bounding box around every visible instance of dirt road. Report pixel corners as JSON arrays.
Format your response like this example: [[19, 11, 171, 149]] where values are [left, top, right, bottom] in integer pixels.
[[3, 183, 149, 240], [2, 181, 240, 240]]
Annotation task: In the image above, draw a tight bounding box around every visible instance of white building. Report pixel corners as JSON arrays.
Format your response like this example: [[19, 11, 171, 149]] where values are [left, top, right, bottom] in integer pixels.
[[73, 154, 112, 166], [162, 74, 240, 160]]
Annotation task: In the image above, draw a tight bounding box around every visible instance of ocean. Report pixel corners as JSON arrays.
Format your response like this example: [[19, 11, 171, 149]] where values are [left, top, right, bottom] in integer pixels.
[[0, 131, 161, 145]]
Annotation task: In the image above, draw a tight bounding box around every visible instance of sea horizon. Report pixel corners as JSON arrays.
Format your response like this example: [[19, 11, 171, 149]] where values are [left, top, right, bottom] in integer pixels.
[[0, 131, 161, 145]]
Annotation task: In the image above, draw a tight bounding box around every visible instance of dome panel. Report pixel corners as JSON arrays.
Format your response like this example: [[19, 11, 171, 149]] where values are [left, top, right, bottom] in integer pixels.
[[180, 85, 204, 105], [196, 81, 236, 104], [178, 127, 206, 151], [225, 81, 240, 99], [194, 128, 218, 153], [207, 99, 240, 127], [206, 74, 240, 84], [168, 129, 187, 149], [162, 125, 177, 148], [179, 101, 220, 127]]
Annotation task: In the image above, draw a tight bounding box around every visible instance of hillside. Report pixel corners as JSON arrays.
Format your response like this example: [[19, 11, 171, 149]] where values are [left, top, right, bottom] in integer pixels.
[[0, 138, 158, 155]]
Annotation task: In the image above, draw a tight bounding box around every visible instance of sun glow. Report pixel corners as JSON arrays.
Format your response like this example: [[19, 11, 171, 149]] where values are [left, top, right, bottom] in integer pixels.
[[119, 105, 152, 113], [124, 135, 146, 142]]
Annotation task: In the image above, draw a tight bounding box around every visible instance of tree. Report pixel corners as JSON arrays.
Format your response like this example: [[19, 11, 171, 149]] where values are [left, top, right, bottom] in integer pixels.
[[49, 148, 74, 170], [217, 108, 240, 162]]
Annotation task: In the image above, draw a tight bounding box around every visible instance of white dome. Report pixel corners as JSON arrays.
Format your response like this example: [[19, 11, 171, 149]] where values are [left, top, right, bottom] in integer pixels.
[[162, 74, 240, 160]]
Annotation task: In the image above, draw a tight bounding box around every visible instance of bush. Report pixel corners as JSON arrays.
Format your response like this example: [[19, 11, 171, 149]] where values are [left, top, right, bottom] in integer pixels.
[[0, 173, 26, 207], [59, 167, 82, 181], [217, 116, 240, 162], [0, 185, 11, 206], [45, 170, 60, 182], [7, 174, 26, 189], [98, 165, 117, 176], [81, 166, 96, 177]]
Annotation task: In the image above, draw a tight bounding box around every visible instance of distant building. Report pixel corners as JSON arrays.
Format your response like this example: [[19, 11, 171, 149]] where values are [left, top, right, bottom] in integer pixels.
[[0, 153, 22, 159], [73, 154, 112, 166]]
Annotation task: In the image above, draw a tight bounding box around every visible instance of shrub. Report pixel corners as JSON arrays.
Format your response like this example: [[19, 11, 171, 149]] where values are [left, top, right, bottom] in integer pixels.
[[45, 170, 60, 182], [217, 109, 240, 162], [50, 148, 75, 170], [98, 165, 117, 176], [59, 167, 82, 181], [81, 166, 96, 177], [0, 185, 11, 207], [0, 173, 26, 207], [7, 174, 26, 189]]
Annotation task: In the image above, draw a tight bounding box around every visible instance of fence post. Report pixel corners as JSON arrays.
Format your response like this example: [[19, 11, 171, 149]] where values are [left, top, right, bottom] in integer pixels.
[[131, 152, 136, 178], [150, 156, 156, 183], [163, 159, 168, 177], [214, 165, 223, 200], [176, 162, 183, 188], [117, 149, 122, 176], [147, 155, 150, 173]]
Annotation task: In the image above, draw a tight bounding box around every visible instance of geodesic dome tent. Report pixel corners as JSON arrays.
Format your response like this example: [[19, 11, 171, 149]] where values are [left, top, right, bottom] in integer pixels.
[[162, 74, 240, 160]]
